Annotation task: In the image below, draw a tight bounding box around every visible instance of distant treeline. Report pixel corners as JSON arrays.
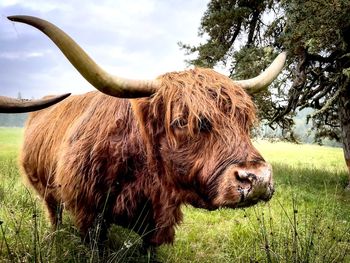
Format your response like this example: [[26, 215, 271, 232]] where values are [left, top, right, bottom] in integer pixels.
[[258, 108, 342, 147], [0, 113, 28, 127]]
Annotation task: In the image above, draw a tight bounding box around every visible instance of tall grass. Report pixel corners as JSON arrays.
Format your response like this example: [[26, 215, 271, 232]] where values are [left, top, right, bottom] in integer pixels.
[[0, 128, 349, 262]]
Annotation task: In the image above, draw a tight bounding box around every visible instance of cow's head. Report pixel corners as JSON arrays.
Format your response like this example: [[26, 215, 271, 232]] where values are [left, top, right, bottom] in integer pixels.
[[0, 94, 70, 113], [144, 68, 274, 209], [8, 16, 286, 208]]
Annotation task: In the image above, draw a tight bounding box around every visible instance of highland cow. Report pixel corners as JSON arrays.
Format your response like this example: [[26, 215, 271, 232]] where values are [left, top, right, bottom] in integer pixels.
[[9, 16, 286, 248]]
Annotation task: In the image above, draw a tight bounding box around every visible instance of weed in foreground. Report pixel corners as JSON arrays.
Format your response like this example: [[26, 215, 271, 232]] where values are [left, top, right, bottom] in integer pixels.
[[248, 196, 350, 263]]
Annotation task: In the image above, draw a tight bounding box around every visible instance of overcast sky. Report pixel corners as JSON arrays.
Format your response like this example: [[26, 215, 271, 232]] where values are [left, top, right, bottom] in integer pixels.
[[0, 0, 210, 99]]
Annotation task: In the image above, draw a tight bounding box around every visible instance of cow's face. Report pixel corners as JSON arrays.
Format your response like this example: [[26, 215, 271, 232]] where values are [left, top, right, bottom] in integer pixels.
[[148, 68, 274, 209]]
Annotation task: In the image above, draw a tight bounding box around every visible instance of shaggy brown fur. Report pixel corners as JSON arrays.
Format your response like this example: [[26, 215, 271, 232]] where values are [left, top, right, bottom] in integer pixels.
[[21, 68, 270, 248]]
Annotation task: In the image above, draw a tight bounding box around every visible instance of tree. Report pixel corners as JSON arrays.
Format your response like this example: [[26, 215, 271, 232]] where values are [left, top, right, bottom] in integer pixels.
[[181, 0, 350, 187]]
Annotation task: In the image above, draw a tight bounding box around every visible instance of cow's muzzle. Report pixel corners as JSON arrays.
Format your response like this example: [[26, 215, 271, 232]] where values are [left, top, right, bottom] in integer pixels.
[[235, 163, 274, 206], [212, 162, 274, 208]]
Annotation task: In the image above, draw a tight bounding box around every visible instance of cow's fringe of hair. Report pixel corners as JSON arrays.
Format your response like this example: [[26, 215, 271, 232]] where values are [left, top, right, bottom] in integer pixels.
[[150, 67, 256, 147]]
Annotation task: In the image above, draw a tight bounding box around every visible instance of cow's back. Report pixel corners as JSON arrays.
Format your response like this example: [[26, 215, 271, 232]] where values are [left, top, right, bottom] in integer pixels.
[[20, 92, 98, 191]]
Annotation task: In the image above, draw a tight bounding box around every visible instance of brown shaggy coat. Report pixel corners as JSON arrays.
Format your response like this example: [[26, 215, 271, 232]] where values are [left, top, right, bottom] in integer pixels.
[[21, 68, 260, 246]]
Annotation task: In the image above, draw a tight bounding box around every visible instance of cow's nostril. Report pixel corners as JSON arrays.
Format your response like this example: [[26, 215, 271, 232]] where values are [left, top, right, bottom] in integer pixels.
[[236, 170, 257, 183], [246, 172, 257, 182]]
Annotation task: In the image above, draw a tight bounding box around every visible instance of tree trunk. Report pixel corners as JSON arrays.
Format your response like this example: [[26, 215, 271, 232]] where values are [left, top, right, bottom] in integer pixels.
[[339, 80, 350, 189]]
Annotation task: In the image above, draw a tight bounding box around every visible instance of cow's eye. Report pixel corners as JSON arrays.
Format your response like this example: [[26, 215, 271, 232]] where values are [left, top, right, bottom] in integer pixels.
[[199, 117, 212, 132], [171, 118, 188, 129]]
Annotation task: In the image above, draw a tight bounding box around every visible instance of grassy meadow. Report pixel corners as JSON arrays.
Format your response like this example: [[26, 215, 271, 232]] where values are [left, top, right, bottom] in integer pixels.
[[0, 127, 349, 262]]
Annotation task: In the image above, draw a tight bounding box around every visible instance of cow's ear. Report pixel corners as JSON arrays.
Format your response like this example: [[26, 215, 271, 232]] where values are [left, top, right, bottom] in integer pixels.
[[130, 98, 160, 139], [130, 98, 150, 126]]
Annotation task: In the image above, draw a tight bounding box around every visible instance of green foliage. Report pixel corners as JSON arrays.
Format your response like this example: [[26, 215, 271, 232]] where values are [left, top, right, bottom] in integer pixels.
[[260, 108, 342, 146], [181, 0, 350, 145], [1, 129, 349, 262], [180, 0, 278, 68], [282, 0, 350, 55]]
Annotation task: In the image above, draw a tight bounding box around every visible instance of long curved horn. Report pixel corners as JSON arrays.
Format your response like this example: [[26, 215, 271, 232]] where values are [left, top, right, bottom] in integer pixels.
[[234, 52, 287, 94], [0, 93, 70, 113], [8, 15, 159, 98]]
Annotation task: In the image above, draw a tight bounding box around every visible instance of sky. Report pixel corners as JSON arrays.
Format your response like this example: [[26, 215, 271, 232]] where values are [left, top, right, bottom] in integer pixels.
[[0, 0, 210, 99]]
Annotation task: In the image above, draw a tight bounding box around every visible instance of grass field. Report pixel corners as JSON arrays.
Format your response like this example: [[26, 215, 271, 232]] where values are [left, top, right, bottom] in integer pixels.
[[0, 127, 349, 262]]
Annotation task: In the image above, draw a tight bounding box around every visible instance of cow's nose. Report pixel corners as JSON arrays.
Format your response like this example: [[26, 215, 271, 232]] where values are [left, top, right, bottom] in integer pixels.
[[236, 163, 274, 202]]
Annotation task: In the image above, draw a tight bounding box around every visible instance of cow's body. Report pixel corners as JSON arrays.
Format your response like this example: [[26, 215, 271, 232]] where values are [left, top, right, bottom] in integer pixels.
[[22, 91, 174, 244], [21, 68, 274, 247]]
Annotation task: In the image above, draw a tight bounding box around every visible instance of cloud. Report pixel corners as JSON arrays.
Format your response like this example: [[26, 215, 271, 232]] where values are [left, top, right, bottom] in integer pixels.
[[0, 51, 46, 59], [0, 0, 209, 98]]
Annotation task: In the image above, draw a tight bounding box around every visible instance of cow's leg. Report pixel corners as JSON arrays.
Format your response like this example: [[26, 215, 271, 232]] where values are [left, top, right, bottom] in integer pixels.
[[137, 225, 167, 263], [144, 225, 176, 247], [21, 167, 63, 228], [44, 194, 63, 228], [90, 215, 110, 247], [144, 200, 182, 247], [136, 222, 157, 251], [134, 214, 176, 262], [76, 211, 110, 248]]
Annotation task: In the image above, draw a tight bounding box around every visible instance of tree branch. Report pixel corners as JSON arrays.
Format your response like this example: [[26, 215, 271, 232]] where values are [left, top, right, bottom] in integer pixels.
[[309, 88, 342, 118]]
